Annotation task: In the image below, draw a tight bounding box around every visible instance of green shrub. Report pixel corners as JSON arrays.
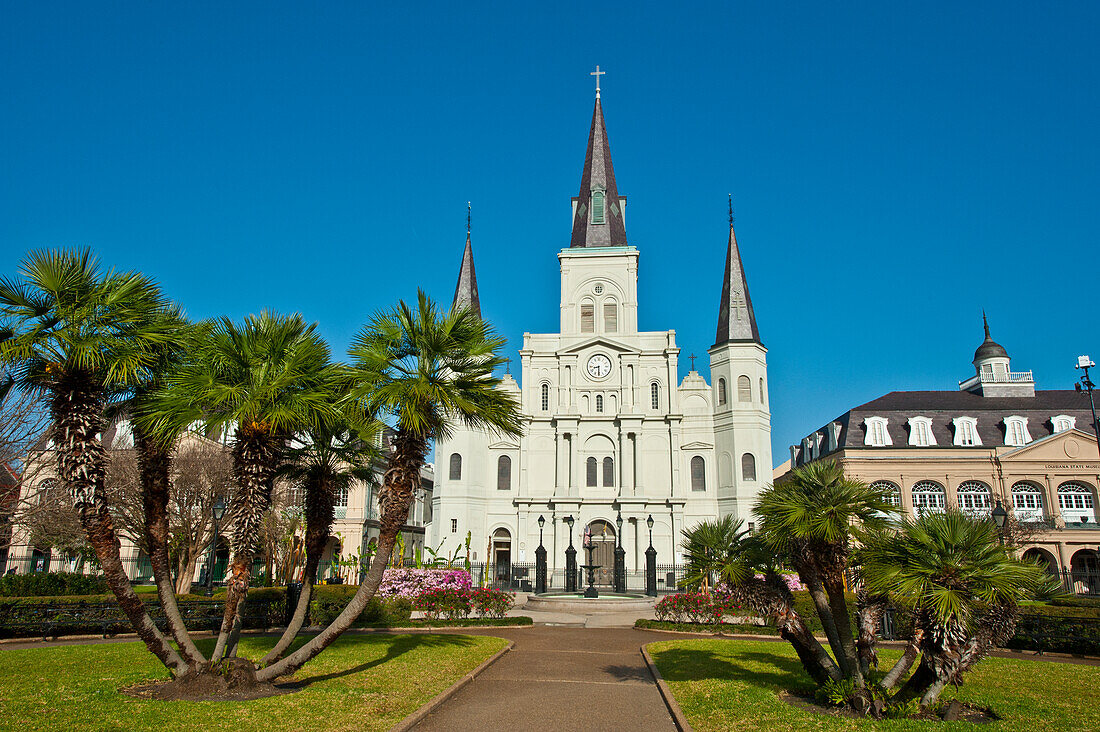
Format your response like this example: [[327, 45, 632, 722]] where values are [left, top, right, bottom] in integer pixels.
[[0, 572, 108, 597], [1008, 605, 1100, 655], [1051, 597, 1100, 610], [308, 586, 412, 627]]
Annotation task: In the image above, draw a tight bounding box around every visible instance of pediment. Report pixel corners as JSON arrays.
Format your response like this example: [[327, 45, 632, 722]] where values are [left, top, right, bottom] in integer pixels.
[[558, 336, 641, 356], [1001, 428, 1098, 463], [488, 440, 521, 450], [680, 441, 715, 450]]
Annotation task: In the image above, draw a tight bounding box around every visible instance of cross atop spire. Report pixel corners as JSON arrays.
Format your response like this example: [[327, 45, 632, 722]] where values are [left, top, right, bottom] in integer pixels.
[[466, 201, 471, 235], [590, 65, 605, 98], [728, 194, 734, 227]]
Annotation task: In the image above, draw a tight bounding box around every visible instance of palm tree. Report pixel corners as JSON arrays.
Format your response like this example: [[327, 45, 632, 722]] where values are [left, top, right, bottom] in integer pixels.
[[256, 291, 523, 682], [755, 461, 897, 688], [142, 311, 342, 663], [681, 515, 752, 592], [0, 249, 189, 676], [861, 511, 1041, 708], [260, 410, 381, 665]]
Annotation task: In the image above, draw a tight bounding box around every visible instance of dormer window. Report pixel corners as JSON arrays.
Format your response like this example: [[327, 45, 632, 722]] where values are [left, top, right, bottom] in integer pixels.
[[1004, 416, 1031, 447], [1052, 415, 1076, 433], [864, 417, 891, 447], [908, 417, 936, 447], [827, 422, 842, 451], [590, 190, 606, 224], [952, 416, 981, 446]]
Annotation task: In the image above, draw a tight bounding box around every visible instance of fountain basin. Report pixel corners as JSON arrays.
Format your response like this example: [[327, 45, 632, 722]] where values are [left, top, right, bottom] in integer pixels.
[[524, 592, 657, 614]]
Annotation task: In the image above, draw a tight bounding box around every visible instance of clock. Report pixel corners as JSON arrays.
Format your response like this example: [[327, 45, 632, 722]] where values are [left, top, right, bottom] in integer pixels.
[[586, 354, 612, 379]]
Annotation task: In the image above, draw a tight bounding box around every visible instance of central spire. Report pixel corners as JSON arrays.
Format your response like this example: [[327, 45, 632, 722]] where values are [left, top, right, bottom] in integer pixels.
[[452, 202, 481, 318], [570, 77, 628, 248]]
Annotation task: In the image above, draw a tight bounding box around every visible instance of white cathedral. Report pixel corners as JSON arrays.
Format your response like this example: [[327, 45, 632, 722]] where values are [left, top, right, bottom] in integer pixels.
[[429, 87, 772, 584]]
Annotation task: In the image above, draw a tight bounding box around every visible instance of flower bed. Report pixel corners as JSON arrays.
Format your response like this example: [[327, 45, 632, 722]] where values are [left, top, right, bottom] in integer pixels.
[[655, 591, 758, 625], [377, 568, 472, 598], [412, 587, 514, 621]]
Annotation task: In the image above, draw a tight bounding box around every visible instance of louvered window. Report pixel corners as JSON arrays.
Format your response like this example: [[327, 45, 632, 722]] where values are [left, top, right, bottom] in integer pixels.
[[591, 190, 605, 224], [717, 378, 726, 405], [741, 453, 756, 481], [690, 456, 705, 491], [602, 457, 614, 487], [586, 457, 598, 487], [737, 375, 751, 402], [603, 303, 617, 333], [449, 453, 462, 480], [497, 455, 511, 491], [581, 304, 594, 333]]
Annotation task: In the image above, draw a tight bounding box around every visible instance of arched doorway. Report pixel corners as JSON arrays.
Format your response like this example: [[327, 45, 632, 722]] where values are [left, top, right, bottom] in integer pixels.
[[491, 528, 512, 587], [584, 520, 616, 587], [1021, 547, 1059, 577], [1070, 549, 1099, 596]]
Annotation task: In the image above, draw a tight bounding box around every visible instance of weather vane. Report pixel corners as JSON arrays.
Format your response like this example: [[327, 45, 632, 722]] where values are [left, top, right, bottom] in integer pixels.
[[590, 65, 605, 98]]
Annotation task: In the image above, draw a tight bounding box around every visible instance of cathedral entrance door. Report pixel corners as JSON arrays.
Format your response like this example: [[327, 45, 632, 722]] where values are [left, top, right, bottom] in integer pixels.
[[586, 521, 616, 587]]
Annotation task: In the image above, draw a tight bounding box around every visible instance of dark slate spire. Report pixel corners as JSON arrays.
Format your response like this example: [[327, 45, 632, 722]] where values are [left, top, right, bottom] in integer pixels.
[[452, 203, 481, 318], [713, 196, 761, 346], [569, 95, 628, 248]]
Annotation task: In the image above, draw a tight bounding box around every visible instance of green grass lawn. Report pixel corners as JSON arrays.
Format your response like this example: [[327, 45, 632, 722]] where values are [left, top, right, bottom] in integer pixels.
[[648, 638, 1100, 732], [0, 633, 508, 731]]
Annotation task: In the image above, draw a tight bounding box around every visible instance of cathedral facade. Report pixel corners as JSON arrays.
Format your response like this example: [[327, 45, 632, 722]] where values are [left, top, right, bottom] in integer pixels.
[[429, 91, 772, 584]]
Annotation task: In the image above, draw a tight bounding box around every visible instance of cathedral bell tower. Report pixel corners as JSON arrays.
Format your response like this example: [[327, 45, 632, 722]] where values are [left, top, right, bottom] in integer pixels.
[[708, 199, 771, 522]]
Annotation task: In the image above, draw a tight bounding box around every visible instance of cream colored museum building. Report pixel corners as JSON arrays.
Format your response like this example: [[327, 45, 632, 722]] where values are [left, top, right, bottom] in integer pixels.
[[428, 91, 773, 578], [781, 320, 1099, 583]]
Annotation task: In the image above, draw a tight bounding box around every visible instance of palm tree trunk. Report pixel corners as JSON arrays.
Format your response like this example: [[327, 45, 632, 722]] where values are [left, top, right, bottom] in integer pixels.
[[855, 592, 885, 677], [134, 427, 205, 667], [800, 570, 849, 676], [52, 376, 188, 677], [895, 654, 937, 704], [212, 427, 280, 663], [256, 430, 426, 683], [261, 478, 333, 665], [882, 628, 923, 689], [822, 574, 863, 685]]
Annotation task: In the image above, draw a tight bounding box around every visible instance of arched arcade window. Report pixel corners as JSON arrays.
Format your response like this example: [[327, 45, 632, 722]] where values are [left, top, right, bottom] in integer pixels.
[[1059, 483, 1096, 524], [870, 480, 902, 507], [1011, 481, 1044, 522], [912, 481, 946, 514], [956, 481, 992, 516]]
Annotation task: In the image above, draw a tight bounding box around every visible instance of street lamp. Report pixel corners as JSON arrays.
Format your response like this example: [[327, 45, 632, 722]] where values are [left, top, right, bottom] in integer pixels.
[[535, 515, 547, 594], [991, 499, 1008, 545], [204, 497, 226, 597], [564, 515, 577, 592], [1076, 355, 1100, 459], [645, 514, 657, 597], [613, 511, 626, 593]]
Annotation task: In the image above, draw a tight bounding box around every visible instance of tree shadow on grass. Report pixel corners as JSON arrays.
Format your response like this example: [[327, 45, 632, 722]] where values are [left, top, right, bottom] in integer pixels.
[[651, 646, 816, 695], [278, 634, 475, 689]]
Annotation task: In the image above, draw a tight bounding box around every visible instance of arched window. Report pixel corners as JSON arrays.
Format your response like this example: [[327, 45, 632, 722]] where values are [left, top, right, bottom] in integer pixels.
[[908, 416, 936, 446], [1004, 416, 1031, 447], [497, 455, 511, 491], [1058, 482, 1096, 523], [1052, 415, 1076, 433], [651, 382, 660, 410], [741, 453, 756, 482], [1011, 481, 1045, 521], [717, 378, 727, 405], [603, 302, 618, 333], [870, 480, 901, 507], [591, 189, 606, 224], [956, 480, 992, 516], [540, 383, 550, 411], [595, 395, 604, 413], [449, 453, 462, 480], [737, 375, 751, 403], [602, 457, 614, 487], [690, 456, 706, 491], [953, 416, 980, 446], [864, 417, 891, 446], [911, 481, 946, 514], [759, 378, 766, 405], [580, 303, 594, 333], [586, 457, 598, 487]]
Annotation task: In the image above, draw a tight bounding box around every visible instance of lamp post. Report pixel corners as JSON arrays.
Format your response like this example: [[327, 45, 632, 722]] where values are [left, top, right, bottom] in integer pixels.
[[564, 515, 577, 593], [204, 497, 226, 597], [614, 511, 626, 593], [645, 514, 657, 597], [535, 515, 547, 594], [991, 499, 1008, 546], [1076, 355, 1100, 459]]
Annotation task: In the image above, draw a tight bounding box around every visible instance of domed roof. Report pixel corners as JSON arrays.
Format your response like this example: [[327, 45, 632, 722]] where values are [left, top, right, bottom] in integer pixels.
[[972, 313, 1009, 363]]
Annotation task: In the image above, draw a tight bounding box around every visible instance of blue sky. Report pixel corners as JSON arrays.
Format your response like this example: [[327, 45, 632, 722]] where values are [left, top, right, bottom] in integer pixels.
[[2, 2, 1098, 466]]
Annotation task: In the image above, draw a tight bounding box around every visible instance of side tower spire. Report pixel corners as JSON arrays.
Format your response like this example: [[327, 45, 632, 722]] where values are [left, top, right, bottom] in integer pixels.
[[570, 68, 628, 248], [452, 202, 481, 318], [713, 195, 761, 345]]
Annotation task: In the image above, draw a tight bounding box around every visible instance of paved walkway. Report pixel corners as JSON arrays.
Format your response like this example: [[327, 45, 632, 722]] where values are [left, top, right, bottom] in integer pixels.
[[411, 627, 676, 732]]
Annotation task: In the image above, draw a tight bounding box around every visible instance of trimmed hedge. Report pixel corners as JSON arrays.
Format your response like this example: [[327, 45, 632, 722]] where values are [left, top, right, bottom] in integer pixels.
[[0, 572, 108, 597], [1007, 604, 1100, 655], [308, 585, 413, 627]]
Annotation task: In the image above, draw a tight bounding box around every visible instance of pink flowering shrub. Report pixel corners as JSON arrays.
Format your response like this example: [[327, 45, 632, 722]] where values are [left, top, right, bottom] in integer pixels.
[[377, 568, 472, 598], [654, 592, 746, 625], [413, 587, 514, 620]]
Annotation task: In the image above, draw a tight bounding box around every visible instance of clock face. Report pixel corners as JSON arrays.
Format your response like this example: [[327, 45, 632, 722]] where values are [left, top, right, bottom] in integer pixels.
[[587, 354, 612, 379]]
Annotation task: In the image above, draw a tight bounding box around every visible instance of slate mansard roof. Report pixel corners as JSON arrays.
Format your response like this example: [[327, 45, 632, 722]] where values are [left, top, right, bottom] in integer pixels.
[[799, 389, 1096, 455]]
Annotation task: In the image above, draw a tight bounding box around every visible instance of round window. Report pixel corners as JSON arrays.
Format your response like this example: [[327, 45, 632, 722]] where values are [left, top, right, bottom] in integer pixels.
[[594, 284, 604, 295]]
